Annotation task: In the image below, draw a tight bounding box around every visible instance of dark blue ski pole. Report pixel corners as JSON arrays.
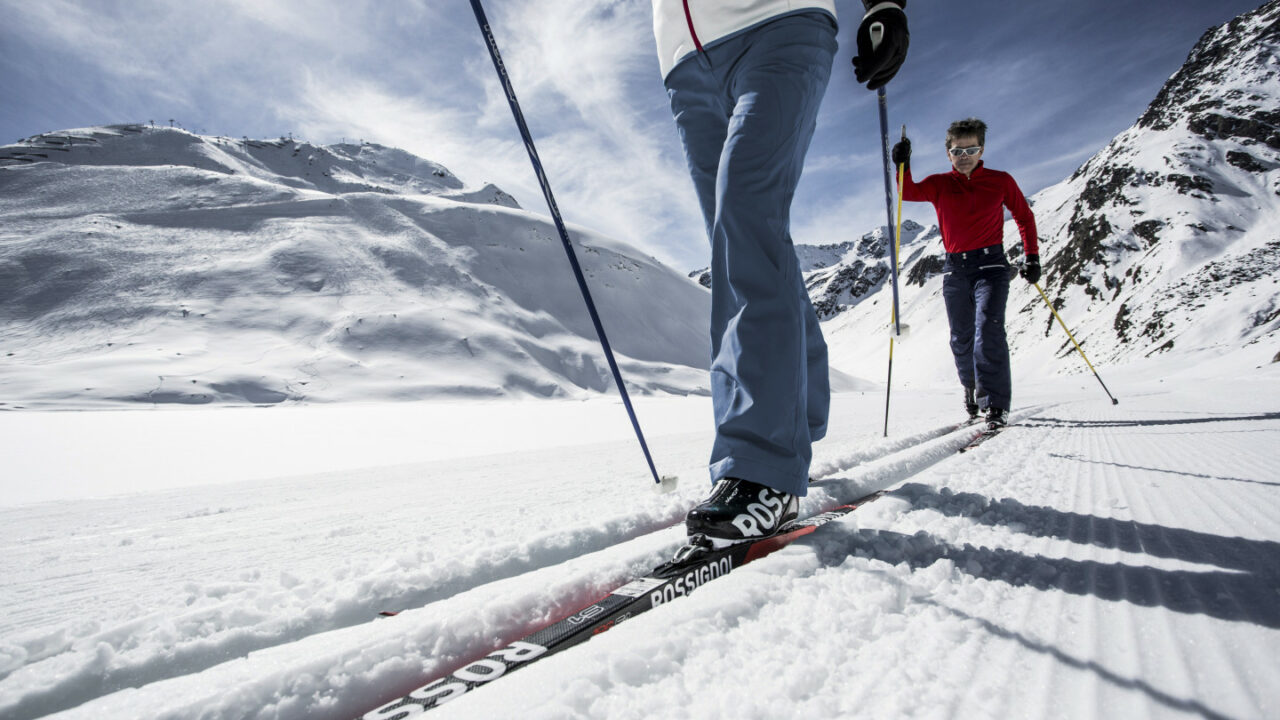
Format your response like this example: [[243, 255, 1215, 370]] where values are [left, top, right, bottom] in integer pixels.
[[469, 0, 674, 492], [876, 87, 903, 338], [877, 87, 903, 437]]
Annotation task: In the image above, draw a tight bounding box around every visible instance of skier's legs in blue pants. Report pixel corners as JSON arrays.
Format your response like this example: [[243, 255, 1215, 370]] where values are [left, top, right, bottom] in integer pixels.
[[942, 259, 1012, 411], [665, 13, 836, 497]]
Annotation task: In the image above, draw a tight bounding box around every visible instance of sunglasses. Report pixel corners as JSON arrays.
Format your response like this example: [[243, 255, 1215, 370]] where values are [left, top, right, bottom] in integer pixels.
[[949, 146, 983, 157]]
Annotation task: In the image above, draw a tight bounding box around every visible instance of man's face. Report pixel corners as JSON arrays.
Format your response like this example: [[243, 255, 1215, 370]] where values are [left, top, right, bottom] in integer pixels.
[[948, 135, 983, 175]]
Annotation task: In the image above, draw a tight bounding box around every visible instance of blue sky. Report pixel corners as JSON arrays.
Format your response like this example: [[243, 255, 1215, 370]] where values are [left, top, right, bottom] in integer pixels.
[[0, 0, 1264, 271]]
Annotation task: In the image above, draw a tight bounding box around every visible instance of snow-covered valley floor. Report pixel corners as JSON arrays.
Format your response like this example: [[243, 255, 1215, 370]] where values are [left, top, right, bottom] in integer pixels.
[[2, 354, 1278, 720]]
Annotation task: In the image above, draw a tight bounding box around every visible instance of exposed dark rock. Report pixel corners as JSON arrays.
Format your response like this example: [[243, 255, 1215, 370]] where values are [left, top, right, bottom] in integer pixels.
[[1188, 112, 1280, 149], [688, 268, 711, 289], [857, 233, 887, 259], [808, 261, 888, 319], [905, 254, 944, 287], [1132, 220, 1164, 246], [1050, 208, 1113, 298], [1165, 173, 1215, 195], [1226, 150, 1267, 172], [1081, 165, 1137, 210], [1114, 303, 1132, 342]]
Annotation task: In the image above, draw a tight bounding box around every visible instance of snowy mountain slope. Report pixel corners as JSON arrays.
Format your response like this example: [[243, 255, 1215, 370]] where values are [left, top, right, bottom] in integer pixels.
[[816, 1, 1280, 387], [689, 220, 935, 321], [1, 363, 1277, 719], [803, 220, 933, 321], [1016, 0, 1280, 367], [0, 125, 712, 407]]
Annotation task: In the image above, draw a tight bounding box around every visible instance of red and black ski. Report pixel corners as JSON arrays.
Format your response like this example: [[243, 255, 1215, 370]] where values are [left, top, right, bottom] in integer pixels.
[[357, 491, 885, 718]]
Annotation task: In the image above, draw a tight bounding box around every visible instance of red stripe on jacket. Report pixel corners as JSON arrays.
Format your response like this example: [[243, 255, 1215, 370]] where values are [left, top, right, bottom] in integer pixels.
[[682, 0, 705, 53]]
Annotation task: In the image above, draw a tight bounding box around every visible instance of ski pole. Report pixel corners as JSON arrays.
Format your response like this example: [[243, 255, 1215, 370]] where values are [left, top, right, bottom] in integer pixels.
[[884, 126, 908, 438], [883, 336, 894, 438], [876, 90, 903, 338], [469, 0, 676, 491], [894, 124, 907, 313], [877, 90, 904, 437], [1033, 282, 1120, 405]]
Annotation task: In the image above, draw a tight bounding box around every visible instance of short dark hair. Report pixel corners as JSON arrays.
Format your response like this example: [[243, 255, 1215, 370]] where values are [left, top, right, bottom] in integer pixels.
[[946, 118, 987, 149]]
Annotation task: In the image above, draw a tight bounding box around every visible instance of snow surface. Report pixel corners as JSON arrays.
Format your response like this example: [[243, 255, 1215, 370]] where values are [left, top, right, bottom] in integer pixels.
[[2, 351, 1278, 720]]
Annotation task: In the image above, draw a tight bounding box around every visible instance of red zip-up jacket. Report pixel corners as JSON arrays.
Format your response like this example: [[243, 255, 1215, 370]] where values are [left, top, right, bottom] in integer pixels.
[[899, 162, 1038, 256]]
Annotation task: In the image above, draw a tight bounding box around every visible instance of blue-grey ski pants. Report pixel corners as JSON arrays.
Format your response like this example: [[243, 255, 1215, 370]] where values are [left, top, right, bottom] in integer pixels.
[[942, 245, 1012, 411], [665, 12, 837, 497]]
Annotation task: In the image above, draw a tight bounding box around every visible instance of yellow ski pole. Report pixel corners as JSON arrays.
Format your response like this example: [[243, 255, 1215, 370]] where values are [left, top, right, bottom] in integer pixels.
[[883, 125, 907, 436], [1033, 282, 1119, 405]]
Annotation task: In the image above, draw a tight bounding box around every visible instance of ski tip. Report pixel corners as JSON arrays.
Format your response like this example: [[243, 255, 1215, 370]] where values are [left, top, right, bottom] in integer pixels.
[[654, 474, 679, 494]]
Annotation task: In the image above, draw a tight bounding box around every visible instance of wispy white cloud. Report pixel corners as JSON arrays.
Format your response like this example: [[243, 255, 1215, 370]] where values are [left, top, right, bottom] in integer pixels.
[[0, 0, 707, 267], [468, 1, 706, 268]]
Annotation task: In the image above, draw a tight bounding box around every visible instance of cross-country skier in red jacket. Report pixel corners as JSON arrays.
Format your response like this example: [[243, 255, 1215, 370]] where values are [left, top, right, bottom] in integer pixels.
[[894, 118, 1040, 428]]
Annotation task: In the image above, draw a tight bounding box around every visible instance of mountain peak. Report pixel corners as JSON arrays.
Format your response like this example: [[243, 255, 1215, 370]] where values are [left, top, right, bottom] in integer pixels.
[[0, 124, 526, 206], [1137, 0, 1280, 146]]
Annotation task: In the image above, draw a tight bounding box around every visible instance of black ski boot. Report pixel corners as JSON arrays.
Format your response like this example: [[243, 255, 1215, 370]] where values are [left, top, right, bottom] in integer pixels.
[[964, 387, 979, 419], [985, 407, 1009, 430], [686, 478, 798, 548]]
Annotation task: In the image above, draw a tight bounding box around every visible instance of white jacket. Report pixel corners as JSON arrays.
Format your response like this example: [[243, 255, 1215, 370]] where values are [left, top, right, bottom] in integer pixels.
[[652, 0, 838, 80]]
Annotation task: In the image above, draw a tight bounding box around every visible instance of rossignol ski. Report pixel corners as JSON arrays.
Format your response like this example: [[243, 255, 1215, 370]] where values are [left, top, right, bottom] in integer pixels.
[[357, 492, 885, 719]]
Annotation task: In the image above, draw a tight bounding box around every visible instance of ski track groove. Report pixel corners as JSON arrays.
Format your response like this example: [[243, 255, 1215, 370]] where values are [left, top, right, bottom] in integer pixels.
[[984, 421, 1055, 720], [977, 586, 1025, 720], [11, 417, 982, 720], [1125, 453, 1178, 720], [1029, 562, 1071, 720], [1075, 444, 1107, 720], [1023, 423, 1078, 720], [1075, 411, 1272, 719], [428, 402, 1278, 720], [0, 511, 691, 720], [1094, 414, 1200, 719], [1121, 457, 1200, 711], [1143, 497, 1223, 710], [966, 424, 1043, 720], [1105, 444, 1154, 720], [10, 399, 1280, 719]]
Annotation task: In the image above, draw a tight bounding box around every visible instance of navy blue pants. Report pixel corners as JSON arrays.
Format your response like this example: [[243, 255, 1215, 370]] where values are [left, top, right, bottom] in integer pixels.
[[942, 245, 1012, 411], [665, 13, 837, 496]]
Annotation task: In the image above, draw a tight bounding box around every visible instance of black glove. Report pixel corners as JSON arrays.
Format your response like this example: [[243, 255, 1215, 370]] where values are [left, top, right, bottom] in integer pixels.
[[892, 137, 911, 167], [852, 1, 909, 90], [1021, 254, 1041, 284]]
